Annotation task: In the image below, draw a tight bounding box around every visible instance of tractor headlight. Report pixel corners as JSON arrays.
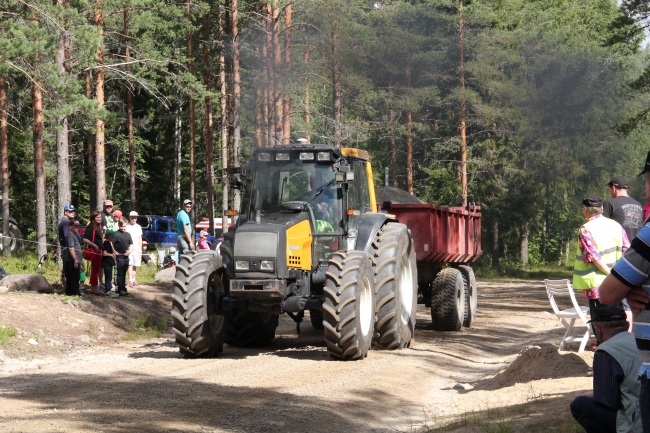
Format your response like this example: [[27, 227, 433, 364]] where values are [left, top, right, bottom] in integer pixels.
[[235, 260, 250, 271], [317, 152, 330, 161], [260, 260, 274, 271], [299, 152, 314, 160], [258, 153, 271, 161], [275, 153, 290, 161]]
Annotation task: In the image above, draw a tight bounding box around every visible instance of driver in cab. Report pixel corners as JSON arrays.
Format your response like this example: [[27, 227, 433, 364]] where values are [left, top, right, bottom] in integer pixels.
[[312, 188, 337, 233]]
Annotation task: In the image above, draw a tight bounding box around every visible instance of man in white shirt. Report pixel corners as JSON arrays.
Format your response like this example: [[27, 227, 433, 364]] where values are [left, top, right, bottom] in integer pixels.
[[126, 211, 143, 287]]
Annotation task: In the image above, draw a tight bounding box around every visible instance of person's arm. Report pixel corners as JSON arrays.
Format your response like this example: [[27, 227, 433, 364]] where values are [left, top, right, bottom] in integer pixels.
[[83, 227, 99, 251], [184, 223, 195, 250], [622, 230, 630, 253], [67, 236, 80, 268], [592, 350, 623, 410], [592, 258, 611, 276], [603, 201, 613, 218]]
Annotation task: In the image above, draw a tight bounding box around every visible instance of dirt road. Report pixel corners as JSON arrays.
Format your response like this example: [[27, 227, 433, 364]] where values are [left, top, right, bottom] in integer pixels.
[[0, 280, 592, 432]]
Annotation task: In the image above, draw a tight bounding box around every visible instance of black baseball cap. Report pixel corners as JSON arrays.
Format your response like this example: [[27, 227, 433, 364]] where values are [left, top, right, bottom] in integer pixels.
[[582, 195, 603, 207], [589, 304, 626, 323], [639, 150, 650, 177], [604, 175, 629, 189]]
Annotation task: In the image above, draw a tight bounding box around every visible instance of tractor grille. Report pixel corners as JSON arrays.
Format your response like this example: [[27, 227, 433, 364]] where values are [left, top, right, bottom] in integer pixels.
[[288, 255, 301, 266]]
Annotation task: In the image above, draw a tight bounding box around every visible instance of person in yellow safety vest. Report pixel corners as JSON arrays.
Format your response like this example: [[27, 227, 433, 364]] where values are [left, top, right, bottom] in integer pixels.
[[574, 195, 630, 319]]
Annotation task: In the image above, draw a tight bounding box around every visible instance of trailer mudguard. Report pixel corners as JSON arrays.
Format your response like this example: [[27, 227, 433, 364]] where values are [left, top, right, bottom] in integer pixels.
[[354, 213, 396, 253]]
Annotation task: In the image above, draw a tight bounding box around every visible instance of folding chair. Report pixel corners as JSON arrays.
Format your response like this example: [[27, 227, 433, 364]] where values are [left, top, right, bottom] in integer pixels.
[[544, 279, 594, 353]]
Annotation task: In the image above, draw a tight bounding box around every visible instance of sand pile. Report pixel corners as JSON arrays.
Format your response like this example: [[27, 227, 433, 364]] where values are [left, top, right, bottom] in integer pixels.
[[474, 344, 589, 391], [375, 187, 424, 205]]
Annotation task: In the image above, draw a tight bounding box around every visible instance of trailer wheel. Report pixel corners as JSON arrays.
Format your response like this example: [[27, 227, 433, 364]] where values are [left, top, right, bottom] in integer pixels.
[[0, 221, 23, 254], [323, 251, 375, 360], [458, 265, 477, 327], [171, 251, 226, 357], [309, 309, 324, 330], [370, 223, 417, 349], [430, 267, 465, 331], [226, 310, 279, 347]]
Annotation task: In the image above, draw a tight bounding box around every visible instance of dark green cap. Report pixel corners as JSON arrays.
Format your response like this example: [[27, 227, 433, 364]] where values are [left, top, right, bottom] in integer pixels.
[[105, 230, 117, 238], [582, 195, 603, 207], [589, 304, 626, 323]]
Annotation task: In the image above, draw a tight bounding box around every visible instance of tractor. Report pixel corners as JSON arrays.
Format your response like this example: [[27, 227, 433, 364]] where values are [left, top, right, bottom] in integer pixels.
[[171, 143, 418, 360]]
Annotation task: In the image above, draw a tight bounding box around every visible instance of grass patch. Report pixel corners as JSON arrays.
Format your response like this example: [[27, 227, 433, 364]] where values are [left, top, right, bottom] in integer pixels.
[[474, 264, 572, 281], [121, 314, 167, 340], [47, 293, 82, 304], [0, 250, 62, 284], [0, 325, 18, 347]]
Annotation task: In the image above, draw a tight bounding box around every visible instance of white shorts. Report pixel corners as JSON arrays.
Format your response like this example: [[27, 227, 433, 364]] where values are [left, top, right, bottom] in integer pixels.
[[129, 252, 142, 267]]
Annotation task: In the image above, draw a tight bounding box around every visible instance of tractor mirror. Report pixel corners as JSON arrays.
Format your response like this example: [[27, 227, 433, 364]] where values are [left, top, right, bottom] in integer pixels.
[[230, 176, 244, 190], [241, 162, 249, 178], [335, 172, 346, 183], [382, 201, 393, 211]]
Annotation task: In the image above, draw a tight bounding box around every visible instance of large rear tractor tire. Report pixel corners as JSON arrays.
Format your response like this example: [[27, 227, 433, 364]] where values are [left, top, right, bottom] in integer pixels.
[[458, 265, 477, 327], [0, 221, 23, 254], [310, 309, 324, 330], [226, 310, 279, 347], [430, 267, 465, 331], [323, 251, 376, 360], [370, 223, 418, 349], [171, 251, 226, 357]]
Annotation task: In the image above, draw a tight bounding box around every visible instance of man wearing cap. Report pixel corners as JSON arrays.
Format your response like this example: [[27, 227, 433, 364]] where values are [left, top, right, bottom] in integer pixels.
[[570, 304, 642, 433], [125, 211, 143, 287], [58, 204, 76, 286], [62, 220, 83, 296], [574, 195, 630, 317], [604, 176, 644, 240], [599, 150, 650, 433], [177, 199, 194, 254], [101, 200, 116, 233]]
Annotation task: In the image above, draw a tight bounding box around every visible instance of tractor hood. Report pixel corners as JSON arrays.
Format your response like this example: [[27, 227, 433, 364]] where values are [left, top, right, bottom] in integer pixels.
[[233, 210, 312, 279]]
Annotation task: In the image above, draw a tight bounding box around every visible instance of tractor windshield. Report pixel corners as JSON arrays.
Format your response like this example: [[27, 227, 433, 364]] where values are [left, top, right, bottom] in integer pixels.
[[249, 157, 336, 222]]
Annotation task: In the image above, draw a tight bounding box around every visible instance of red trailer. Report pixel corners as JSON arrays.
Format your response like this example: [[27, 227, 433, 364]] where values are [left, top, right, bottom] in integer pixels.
[[380, 199, 482, 331]]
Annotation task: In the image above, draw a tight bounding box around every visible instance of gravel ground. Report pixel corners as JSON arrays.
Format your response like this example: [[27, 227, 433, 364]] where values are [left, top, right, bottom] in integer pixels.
[[0, 279, 592, 432]]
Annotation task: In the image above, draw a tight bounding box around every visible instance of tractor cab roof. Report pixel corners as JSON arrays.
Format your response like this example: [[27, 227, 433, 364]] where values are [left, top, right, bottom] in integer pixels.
[[253, 142, 369, 162]]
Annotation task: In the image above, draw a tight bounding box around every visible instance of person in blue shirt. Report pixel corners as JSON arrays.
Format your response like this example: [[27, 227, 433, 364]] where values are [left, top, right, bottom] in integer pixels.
[[176, 199, 194, 254]]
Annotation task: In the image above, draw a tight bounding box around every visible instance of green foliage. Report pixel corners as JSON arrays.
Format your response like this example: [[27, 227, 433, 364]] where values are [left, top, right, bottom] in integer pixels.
[[0, 326, 18, 347], [121, 314, 167, 340]]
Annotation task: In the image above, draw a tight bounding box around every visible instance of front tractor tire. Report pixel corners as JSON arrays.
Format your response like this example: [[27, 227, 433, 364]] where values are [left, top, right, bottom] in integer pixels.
[[323, 251, 376, 360], [370, 223, 418, 350], [171, 251, 226, 358], [430, 267, 466, 331]]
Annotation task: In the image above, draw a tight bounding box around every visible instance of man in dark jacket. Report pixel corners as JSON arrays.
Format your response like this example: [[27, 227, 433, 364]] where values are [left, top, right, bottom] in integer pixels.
[[604, 176, 644, 240]]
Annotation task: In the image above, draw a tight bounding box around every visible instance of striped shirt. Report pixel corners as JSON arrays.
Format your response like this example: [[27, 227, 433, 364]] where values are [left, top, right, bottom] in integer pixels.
[[611, 223, 650, 376]]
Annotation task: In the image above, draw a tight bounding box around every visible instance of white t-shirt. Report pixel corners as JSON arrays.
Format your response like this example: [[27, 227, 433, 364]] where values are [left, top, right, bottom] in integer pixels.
[[126, 223, 143, 252]]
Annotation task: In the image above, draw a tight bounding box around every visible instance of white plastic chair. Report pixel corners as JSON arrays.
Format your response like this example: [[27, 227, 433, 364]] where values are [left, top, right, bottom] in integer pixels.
[[544, 279, 594, 353]]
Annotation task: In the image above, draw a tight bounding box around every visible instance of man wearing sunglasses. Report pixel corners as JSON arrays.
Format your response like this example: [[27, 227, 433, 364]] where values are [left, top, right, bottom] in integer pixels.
[[176, 199, 195, 254]]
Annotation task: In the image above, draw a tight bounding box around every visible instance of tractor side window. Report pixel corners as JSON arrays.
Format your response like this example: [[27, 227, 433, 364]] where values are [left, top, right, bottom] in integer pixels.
[[355, 162, 371, 212]]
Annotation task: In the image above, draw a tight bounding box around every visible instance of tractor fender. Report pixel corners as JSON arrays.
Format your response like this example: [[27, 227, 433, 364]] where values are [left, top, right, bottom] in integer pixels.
[[354, 212, 396, 253]]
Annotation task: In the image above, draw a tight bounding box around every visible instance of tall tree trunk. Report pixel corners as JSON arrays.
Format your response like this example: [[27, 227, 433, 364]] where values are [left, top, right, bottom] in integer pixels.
[[492, 219, 499, 268], [265, 3, 274, 147], [94, 0, 106, 209], [262, 35, 269, 148], [253, 41, 262, 148], [232, 0, 241, 214], [405, 66, 413, 194], [203, 14, 215, 235], [282, 1, 292, 145], [56, 0, 70, 219], [174, 104, 182, 203], [33, 67, 47, 258], [219, 4, 229, 234], [188, 1, 196, 224], [304, 42, 310, 143], [86, 70, 96, 211], [459, 0, 468, 207], [520, 222, 529, 267], [332, 29, 341, 147], [272, 0, 283, 145], [388, 83, 396, 187], [125, 9, 136, 209], [0, 77, 9, 255]]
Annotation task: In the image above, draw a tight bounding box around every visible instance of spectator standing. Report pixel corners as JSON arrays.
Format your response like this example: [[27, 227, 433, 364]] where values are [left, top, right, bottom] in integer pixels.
[[114, 217, 133, 296], [102, 230, 118, 297], [101, 200, 115, 233], [62, 220, 83, 296], [112, 210, 122, 227], [604, 176, 644, 240], [83, 211, 104, 295], [570, 304, 642, 433], [126, 211, 143, 287], [176, 199, 194, 254], [198, 230, 210, 250], [600, 151, 650, 433], [58, 204, 76, 285], [574, 195, 629, 318]]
